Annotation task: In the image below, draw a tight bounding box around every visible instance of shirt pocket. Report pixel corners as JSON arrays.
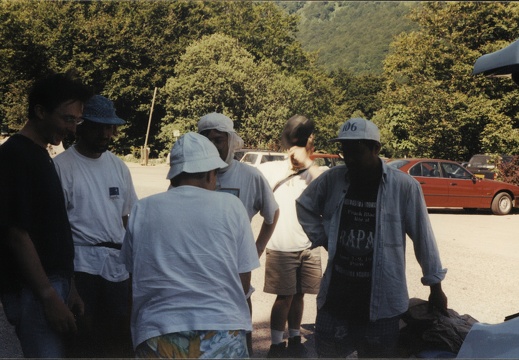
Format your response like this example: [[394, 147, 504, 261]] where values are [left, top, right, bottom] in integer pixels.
[[382, 212, 404, 249]]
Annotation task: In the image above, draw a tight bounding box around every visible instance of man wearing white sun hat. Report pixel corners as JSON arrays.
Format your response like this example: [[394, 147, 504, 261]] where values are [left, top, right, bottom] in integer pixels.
[[120, 132, 259, 358]]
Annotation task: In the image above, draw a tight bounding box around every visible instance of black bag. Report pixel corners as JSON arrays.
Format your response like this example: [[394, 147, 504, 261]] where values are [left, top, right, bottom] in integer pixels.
[[399, 298, 478, 356]]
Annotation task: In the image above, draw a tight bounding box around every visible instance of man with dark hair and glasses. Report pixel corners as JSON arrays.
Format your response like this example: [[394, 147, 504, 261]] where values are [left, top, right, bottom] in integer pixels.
[[296, 117, 448, 358], [0, 71, 92, 358]]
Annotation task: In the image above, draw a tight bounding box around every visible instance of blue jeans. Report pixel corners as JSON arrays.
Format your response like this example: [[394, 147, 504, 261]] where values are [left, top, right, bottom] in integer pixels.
[[1, 275, 70, 358], [315, 306, 401, 358]]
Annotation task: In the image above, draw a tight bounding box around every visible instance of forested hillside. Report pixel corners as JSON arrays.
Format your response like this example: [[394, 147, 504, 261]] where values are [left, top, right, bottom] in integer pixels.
[[277, 1, 419, 74], [2, 1, 519, 161]]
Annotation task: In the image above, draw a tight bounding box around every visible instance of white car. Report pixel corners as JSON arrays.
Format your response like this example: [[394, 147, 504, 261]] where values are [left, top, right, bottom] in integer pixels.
[[239, 150, 287, 167]]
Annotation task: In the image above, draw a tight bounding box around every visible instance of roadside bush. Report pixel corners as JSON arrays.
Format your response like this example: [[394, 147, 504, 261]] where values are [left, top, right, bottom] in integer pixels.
[[497, 155, 519, 186]]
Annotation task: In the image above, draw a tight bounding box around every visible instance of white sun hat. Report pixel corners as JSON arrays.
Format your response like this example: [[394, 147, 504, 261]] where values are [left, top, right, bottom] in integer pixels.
[[166, 132, 228, 180]]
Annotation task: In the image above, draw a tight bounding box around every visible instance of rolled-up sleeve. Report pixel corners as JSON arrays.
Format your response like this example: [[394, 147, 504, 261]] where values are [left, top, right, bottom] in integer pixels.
[[405, 178, 447, 285]]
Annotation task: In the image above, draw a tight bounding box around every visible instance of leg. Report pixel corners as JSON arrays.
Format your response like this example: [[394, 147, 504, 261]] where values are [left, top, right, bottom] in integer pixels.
[[68, 271, 99, 357], [271, 294, 294, 332], [2, 275, 70, 358], [315, 307, 355, 358], [287, 293, 304, 331], [356, 316, 401, 358], [264, 250, 300, 357], [97, 277, 133, 357], [286, 293, 309, 357]]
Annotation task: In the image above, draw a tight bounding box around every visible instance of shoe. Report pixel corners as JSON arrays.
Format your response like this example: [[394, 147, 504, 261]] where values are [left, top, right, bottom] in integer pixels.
[[267, 341, 287, 358], [287, 336, 308, 358]]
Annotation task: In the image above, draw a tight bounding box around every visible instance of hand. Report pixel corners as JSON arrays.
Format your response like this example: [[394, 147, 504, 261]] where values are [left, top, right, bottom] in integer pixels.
[[428, 283, 449, 317], [289, 146, 312, 170], [42, 287, 78, 334], [68, 279, 85, 318]]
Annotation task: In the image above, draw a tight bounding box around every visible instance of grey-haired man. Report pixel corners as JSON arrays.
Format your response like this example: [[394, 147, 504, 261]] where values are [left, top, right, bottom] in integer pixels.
[[120, 132, 259, 358], [296, 118, 448, 358], [54, 95, 138, 357]]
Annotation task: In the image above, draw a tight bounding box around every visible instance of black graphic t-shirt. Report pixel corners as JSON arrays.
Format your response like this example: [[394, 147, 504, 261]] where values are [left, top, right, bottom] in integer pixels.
[[325, 176, 380, 321]]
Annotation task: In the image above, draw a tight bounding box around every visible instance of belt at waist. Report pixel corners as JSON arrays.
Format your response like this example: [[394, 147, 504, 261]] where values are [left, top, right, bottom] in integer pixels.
[[93, 242, 122, 250]]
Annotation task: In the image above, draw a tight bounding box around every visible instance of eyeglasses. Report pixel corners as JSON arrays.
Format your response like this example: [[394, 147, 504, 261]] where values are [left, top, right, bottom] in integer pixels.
[[60, 114, 84, 125]]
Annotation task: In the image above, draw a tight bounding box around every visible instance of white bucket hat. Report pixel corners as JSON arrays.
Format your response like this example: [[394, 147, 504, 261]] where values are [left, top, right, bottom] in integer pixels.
[[330, 117, 380, 143], [197, 112, 244, 169], [166, 132, 228, 180]]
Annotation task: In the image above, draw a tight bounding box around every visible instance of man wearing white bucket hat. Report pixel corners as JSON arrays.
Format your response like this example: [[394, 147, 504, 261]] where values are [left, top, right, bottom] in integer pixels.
[[296, 117, 448, 358], [120, 132, 260, 358], [54, 95, 138, 357], [198, 112, 279, 354]]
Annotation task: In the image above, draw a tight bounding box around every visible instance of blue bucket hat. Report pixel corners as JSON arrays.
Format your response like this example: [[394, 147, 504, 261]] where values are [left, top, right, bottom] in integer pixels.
[[82, 95, 126, 125]]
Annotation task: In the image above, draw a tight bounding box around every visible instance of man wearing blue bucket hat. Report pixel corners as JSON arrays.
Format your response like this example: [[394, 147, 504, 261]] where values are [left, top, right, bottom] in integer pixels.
[[54, 95, 138, 357]]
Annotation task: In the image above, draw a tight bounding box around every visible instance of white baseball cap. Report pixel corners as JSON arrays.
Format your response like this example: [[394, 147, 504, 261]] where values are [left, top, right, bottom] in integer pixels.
[[330, 117, 380, 143], [166, 132, 228, 180], [198, 112, 236, 133]]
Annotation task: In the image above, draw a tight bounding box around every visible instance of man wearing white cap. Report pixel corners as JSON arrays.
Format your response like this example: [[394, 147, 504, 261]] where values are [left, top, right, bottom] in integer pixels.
[[54, 95, 138, 357], [296, 118, 448, 358], [120, 132, 260, 358], [198, 112, 279, 354]]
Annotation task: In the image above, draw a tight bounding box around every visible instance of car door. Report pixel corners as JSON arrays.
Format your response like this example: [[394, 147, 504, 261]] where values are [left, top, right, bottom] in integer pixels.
[[440, 162, 488, 208], [408, 161, 449, 207]]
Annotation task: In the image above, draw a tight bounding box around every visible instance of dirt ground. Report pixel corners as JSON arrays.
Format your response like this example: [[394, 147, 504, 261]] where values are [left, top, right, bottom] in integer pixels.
[[2, 162, 519, 358]]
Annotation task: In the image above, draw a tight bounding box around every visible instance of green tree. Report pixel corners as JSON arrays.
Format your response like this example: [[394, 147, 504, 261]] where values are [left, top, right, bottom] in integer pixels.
[[0, 1, 317, 156], [160, 33, 317, 151], [376, 2, 519, 160]]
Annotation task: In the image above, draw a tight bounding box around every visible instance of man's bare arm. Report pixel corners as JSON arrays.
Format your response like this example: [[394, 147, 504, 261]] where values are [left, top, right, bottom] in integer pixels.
[[255, 209, 279, 258], [6, 226, 77, 333]]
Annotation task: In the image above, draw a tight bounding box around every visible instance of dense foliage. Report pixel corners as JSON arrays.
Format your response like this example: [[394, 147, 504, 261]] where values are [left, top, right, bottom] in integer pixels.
[[2, 1, 519, 167], [279, 1, 419, 74], [374, 2, 519, 161], [0, 1, 341, 155]]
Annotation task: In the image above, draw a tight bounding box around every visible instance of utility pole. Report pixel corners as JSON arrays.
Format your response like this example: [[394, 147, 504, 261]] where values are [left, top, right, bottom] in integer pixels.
[[142, 87, 157, 166]]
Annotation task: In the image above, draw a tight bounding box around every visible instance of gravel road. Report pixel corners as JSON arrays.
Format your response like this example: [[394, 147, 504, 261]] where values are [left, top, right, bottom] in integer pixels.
[[2, 162, 518, 358]]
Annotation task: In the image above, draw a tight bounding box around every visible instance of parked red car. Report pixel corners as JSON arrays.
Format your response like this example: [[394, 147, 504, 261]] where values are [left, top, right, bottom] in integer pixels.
[[387, 158, 519, 215]]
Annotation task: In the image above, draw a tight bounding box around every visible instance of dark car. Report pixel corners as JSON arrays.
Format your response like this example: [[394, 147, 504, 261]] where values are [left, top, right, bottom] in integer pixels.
[[387, 158, 519, 215], [465, 154, 513, 180]]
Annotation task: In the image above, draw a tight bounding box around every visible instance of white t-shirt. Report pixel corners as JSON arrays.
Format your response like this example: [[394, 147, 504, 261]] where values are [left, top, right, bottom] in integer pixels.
[[119, 186, 260, 348], [216, 160, 278, 223], [54, 146, 138, 282], [259, 160, 319, 252]]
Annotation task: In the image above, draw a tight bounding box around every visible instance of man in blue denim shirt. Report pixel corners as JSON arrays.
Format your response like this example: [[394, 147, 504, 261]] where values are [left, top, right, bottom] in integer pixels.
[[296, 118, 448, 358]]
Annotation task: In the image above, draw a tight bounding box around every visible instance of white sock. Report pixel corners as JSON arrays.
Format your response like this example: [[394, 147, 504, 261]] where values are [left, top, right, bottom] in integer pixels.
[[288, 328, 300, 338], [271, 329, 284, 344]]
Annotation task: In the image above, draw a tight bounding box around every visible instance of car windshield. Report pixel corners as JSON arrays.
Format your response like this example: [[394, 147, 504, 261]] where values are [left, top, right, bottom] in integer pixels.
[[469, 155, 492, 166], [387, 159, 409, 169], [261, 155, 285, 163], [241, 153, 258, 165]]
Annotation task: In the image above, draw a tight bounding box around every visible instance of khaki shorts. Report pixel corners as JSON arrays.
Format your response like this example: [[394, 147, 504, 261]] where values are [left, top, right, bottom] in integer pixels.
[[264, 248, 322, 296]]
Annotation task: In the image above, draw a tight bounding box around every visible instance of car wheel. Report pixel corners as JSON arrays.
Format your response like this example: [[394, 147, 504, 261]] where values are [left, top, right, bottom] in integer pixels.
[[491, 192, 513, 215]]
